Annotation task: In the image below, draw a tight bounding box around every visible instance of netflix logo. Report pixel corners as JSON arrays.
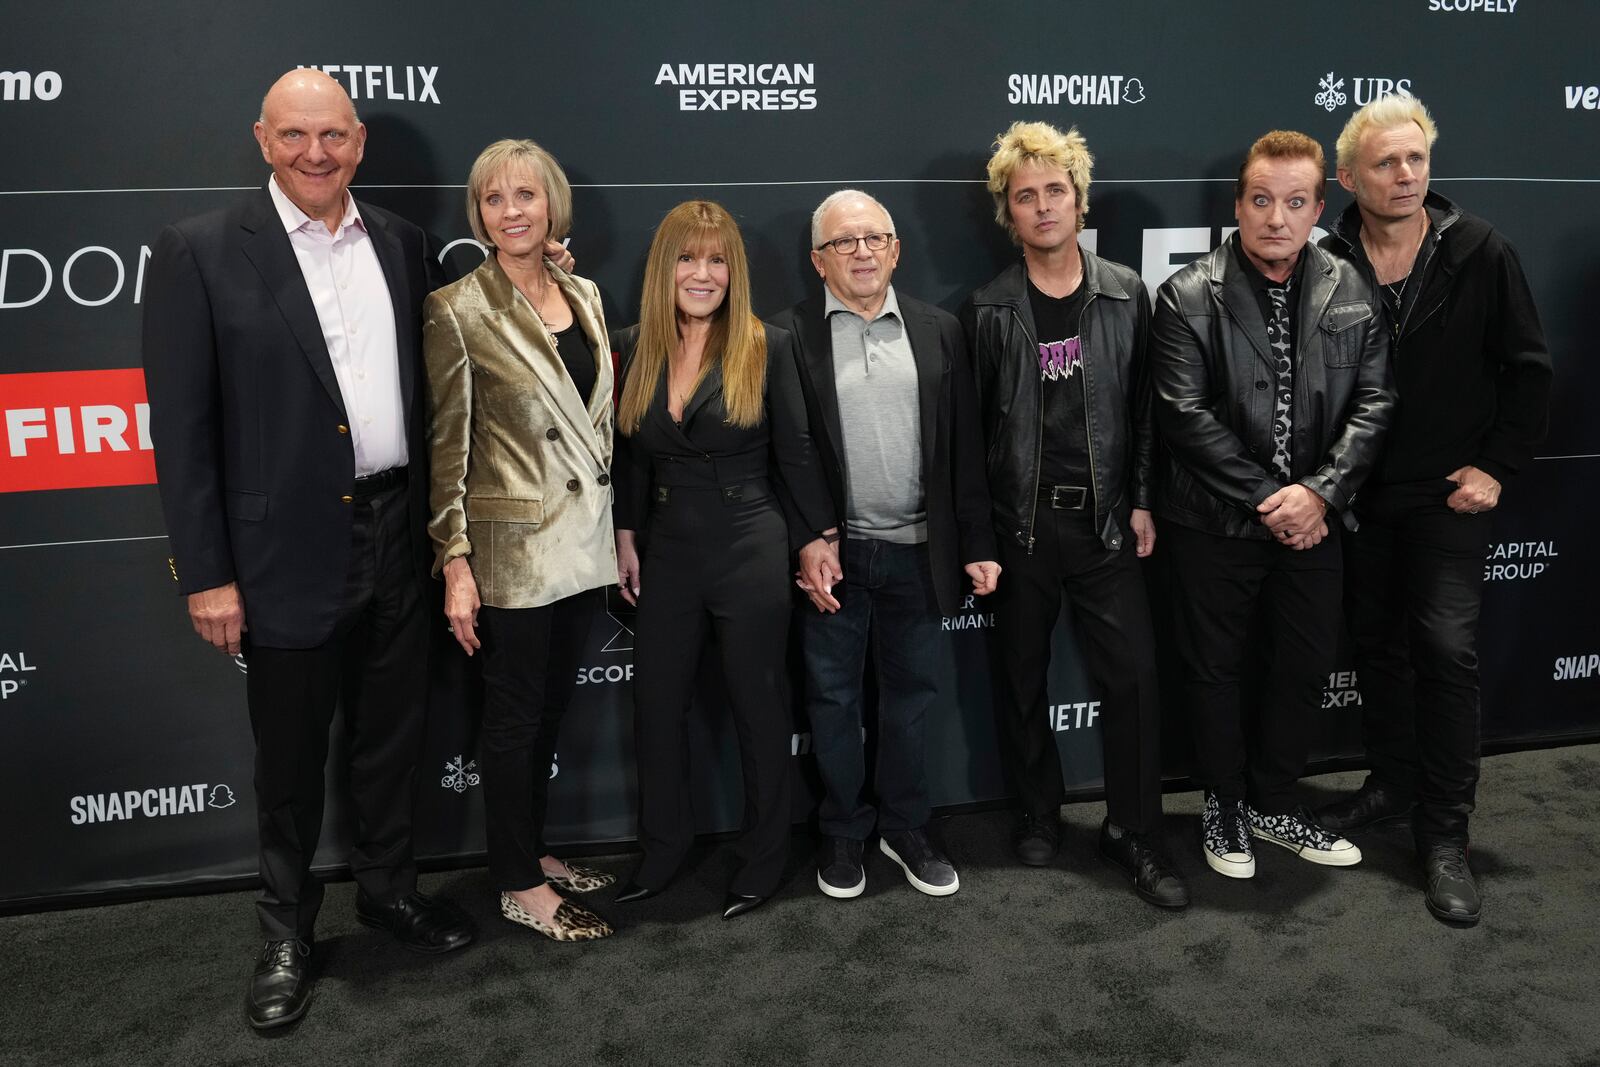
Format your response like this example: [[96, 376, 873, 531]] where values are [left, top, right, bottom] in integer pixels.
[[1, 369, 155, 492]]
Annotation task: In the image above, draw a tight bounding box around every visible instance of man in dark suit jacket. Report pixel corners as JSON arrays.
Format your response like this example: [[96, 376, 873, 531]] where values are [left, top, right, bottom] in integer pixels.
[[142, 69, 472, 1032], [770, 189, 998, 902]]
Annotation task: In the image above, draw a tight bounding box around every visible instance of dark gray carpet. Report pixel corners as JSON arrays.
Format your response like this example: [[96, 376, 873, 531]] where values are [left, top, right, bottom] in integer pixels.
[[6, 746, 1600, 1066]]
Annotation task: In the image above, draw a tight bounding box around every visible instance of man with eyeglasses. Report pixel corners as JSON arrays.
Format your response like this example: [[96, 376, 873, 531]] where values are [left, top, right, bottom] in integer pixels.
[[770, 189, 999, 900], [960, 121, 1187, 908]]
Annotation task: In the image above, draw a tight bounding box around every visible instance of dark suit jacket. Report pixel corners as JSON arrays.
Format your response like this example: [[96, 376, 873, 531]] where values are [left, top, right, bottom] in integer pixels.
[[611, 322, 835, 549], [768, 292, 997, 615], [142, 187, 440, 648]]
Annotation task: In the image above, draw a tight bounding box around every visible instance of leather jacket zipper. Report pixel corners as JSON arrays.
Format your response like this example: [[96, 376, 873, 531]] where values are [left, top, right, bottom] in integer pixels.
[[1010, 306, 1043, 555], [1079, 292, 1101, 532]]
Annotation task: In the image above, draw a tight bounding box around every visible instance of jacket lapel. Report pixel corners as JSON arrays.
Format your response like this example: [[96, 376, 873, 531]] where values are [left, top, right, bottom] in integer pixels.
[[901, 299, 942, 480], [1213, 250, 1273, 368], [238, 191, 347, 416], [360, 205, 417, 425], [478, 256, 609, 472], [792, 296, 846, 463], [680, 360, 725, 429]]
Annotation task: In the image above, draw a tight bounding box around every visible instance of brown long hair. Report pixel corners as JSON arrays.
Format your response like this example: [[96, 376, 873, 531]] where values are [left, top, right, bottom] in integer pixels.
[[617, 200, 766, 435]]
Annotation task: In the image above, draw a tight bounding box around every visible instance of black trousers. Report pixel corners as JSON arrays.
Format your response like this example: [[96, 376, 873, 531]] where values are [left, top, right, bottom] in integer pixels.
[[477, 592, 598, 890], [1165, 521, 1342, 814], [243, 481, 427, 941], [1346, 481, 1490, 846], [992, 507, 1163, 835], [631, 486, 794, 897]]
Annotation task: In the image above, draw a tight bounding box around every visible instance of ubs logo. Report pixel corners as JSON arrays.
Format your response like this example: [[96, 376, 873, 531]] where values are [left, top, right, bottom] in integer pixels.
[[0, 70, 61, 101], [1315, 71, 1413, 112]]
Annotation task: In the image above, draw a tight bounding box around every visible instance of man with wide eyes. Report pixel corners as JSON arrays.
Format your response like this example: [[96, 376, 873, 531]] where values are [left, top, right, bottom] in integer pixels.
[[1149, 130, 1394, 885], [1316, 96, 1551, 926]]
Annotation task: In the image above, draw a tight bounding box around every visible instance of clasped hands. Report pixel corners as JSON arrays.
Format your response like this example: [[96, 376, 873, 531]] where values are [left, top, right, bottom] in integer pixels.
[[1257, 483, 1328, 550]]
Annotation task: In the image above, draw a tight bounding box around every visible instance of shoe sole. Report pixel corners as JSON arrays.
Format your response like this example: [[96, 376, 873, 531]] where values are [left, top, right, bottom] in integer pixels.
[[878, 839, 960, 896], [1203, 849, 1256, 879], [1250, 827, 1363, 866], [355, 913, 473, 954], [1016, 849, 1058, 868], [1096, 853, 1189, 909], [816, 871, 865, 899]]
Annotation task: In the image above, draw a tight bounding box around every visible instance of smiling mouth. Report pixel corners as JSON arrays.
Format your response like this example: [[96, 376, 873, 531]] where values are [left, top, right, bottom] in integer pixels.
[[504, 225, 530, 236]]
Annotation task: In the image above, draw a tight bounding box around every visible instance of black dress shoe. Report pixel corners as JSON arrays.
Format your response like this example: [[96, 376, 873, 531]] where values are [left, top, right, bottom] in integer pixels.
[[245, 938, 313, 1031], [1098, 819, 1189, 910], [721, 892, 768, 920], [1316, 784, 1415, 834], [355, 890, 474, 954], [1012, 812, 1061, 867], [1422, 844, 1481, 925], [614, 880, 661, 904]]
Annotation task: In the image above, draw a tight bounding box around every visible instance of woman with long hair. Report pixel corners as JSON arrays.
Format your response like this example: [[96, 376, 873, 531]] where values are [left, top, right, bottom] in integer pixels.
[[611, 200, 839, 919], [425, 139, 617, 941]]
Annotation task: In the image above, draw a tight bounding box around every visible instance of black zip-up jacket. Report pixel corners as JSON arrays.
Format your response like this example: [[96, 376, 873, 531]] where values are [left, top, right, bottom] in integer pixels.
[[959, 254, 1153, 553], [1150, 234, 1395, 540], [1321, 191, 1552, 487]]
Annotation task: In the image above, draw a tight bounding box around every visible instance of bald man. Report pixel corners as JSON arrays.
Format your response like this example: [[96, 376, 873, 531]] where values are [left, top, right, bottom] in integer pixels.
[[143, 69, 473, 1030]]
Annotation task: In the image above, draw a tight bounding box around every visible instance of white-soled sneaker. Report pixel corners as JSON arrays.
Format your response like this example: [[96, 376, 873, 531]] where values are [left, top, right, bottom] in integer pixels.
[[1201, 792, 1256, 879], [1245, 804, 1363, 866]]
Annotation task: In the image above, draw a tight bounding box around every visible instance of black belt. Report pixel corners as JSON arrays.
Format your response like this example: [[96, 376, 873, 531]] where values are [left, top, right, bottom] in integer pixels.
[[654, 475, 771, 507], [1038, 484, 1089, 510], [353, 466, 407, 498]]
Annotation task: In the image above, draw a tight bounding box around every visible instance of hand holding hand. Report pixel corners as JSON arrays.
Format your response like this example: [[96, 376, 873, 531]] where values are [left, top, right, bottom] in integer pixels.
[[1259, 483, 1329, 542], [796, 535, 843, 613]]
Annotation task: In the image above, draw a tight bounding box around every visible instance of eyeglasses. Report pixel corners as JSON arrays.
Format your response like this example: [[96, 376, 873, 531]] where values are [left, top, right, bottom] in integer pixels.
[[815, 232, 894, 255]]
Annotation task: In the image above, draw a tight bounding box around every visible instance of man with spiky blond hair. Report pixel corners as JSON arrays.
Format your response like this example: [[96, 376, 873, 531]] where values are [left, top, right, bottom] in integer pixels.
[[960, 121, 1186, 909], [1317, 95, 1551, 926]]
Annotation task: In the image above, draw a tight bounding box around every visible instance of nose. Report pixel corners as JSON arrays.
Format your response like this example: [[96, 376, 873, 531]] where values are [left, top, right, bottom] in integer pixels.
[[851, 239, 874, 259], [1266, 203, 1286, 229], [304, 136, 328, 163]]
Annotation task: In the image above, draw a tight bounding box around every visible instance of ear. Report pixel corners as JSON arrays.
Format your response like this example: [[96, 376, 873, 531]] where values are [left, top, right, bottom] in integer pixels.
[[809, 248, 826, 278], [352, 122, 368, 164], [1336, 166, 1357, 195], [253, 121, 271, 164]]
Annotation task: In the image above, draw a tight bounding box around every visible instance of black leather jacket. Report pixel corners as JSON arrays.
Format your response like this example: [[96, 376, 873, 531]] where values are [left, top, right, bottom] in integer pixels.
[[1150, 234, 1395, 540], [959, 253, 1153, 553]]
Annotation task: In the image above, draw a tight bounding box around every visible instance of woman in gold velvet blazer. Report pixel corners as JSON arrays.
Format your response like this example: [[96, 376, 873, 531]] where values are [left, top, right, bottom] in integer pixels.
[[424, 139, 615, 942]]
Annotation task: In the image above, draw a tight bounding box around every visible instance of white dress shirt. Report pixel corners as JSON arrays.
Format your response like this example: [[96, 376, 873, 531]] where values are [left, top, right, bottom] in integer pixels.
[[267, 176, 406, 476]]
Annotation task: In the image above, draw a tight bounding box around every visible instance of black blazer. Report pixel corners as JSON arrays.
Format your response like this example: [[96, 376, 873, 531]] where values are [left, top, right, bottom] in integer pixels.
[[141, 187, 441, 648], [611, 321, 835, 550], [768, 292, 997, 615]]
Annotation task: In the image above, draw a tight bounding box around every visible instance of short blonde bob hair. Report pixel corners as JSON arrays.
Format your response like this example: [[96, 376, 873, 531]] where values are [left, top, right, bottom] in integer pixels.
[[1336, 94, 1439, 171], [986, 121, 1094, 240], [464, 138, 573, 248]]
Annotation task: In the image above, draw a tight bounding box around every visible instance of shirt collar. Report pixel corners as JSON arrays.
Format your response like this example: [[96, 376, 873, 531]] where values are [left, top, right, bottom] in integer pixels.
[[825, 283, 900, 324], [268, 174, 365, 237]]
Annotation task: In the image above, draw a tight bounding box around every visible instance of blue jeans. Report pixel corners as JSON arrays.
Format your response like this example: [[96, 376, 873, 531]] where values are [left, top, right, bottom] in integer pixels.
[[801, 537, 942, 840]]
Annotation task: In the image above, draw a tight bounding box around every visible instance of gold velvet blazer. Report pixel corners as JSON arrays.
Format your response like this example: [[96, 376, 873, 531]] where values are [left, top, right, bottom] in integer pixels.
[[423, 254, 615, 609]]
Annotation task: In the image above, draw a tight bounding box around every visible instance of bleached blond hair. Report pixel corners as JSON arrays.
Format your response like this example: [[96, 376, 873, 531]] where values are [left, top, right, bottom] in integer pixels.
[[986, 121, 1094, 239]]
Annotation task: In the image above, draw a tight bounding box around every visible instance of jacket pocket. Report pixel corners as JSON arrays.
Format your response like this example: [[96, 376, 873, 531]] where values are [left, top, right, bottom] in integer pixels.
[[467, 495, 544, 525], [223, 489, 267, 522], [1320, 302, 1374, 368]]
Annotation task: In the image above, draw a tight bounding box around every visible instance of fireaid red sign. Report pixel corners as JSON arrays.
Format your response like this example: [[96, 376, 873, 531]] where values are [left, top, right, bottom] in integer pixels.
[[1, 369, 155, 492]]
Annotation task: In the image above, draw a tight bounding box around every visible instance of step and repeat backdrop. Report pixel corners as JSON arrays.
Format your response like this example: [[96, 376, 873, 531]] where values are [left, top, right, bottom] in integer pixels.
[[3, 0, 1597, 908]]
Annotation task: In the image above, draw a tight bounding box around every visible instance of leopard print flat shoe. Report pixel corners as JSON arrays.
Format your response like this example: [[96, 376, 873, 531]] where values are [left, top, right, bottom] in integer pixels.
[[500, 893, 614, 941], [544, 863, 617, 894]]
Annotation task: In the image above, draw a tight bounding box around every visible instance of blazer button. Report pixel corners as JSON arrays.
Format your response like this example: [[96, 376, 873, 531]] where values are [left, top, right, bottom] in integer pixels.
[[1255, 381, 1268, 391], [598, 473, 611, 486], [546, 427, 560, 440], [337, 424, 350, 434], [566, 478, 580, 492], [341, 494, 354, 503]]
